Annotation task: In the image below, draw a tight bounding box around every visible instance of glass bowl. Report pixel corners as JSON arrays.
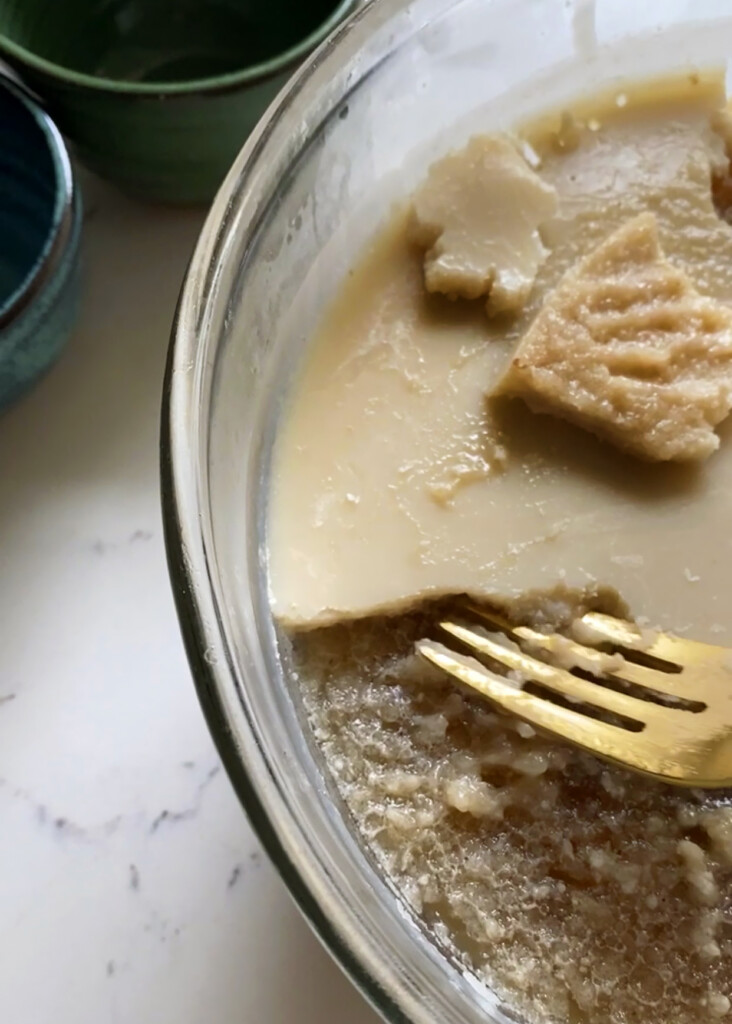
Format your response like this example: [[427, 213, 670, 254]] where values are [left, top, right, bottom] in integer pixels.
[[162, 2, 732, 1021]]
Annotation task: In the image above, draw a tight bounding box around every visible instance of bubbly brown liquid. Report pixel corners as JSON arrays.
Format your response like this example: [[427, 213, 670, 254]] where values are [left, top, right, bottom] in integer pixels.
[[290, 595, 732, 1023]]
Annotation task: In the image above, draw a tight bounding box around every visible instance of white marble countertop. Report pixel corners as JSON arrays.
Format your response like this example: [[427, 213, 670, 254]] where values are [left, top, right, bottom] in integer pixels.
[[0, 175, 380, 1024]]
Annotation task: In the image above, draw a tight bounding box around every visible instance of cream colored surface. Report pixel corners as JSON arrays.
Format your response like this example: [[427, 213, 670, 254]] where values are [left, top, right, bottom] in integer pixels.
[[499, 212, 732, 461], [409, 135, 557, 313], [269, 77, 732, 638]]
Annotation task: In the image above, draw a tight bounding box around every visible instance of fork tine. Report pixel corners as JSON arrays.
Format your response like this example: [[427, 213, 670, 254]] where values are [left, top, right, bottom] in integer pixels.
[[603, 657, 704, 702], [577, 612, 712, 700], [469, 605, 706, 703], [511, 623, 703, 705], [439, 621, 646, 723], [416, 639, 642, 764], [578, 612, 703, 667], [466, 604, 643, 679], [577, 612, 655, 650]]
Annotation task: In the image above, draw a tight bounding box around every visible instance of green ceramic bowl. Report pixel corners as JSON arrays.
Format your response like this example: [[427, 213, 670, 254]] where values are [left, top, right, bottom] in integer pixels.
[[0, 0, 359, 204]]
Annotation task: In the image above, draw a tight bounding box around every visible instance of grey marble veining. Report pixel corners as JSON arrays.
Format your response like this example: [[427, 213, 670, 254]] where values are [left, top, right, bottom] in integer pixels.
[[0, 173, 379, 1024]]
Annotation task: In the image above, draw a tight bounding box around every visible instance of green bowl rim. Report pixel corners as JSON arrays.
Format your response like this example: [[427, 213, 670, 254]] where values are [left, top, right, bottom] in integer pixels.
[[0, 0, 358, 96]]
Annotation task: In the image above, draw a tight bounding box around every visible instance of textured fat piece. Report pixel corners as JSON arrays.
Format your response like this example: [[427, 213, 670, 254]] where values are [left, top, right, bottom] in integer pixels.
[[498, 212, 732, 461], [409, 135, 558, 315]]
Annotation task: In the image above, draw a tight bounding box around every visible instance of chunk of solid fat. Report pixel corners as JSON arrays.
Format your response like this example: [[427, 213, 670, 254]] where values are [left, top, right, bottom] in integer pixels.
[[409, 135, 558, 315], [498, 212, 732, 461], [268, 77, 732, 638]]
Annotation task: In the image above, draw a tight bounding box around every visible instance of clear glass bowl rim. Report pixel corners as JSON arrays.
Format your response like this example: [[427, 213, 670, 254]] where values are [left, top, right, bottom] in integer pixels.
[[161, 4, 492, 1022], [160, 1, 732, 1021]]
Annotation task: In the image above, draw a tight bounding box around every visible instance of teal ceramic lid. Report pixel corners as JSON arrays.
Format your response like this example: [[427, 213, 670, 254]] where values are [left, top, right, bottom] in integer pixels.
[[0, 75, 82, 408]]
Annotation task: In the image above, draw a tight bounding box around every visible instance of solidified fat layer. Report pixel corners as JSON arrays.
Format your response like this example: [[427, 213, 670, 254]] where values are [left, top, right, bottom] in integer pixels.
[[268, 77, 732, 639]]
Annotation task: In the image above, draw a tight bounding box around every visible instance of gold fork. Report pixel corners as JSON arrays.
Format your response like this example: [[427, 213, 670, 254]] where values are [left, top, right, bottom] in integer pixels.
[[416, 606, 732, 788]]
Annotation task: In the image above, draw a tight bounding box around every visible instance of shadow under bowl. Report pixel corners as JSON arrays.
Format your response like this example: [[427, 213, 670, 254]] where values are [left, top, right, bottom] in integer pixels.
[[0, 0, 359, 204]]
